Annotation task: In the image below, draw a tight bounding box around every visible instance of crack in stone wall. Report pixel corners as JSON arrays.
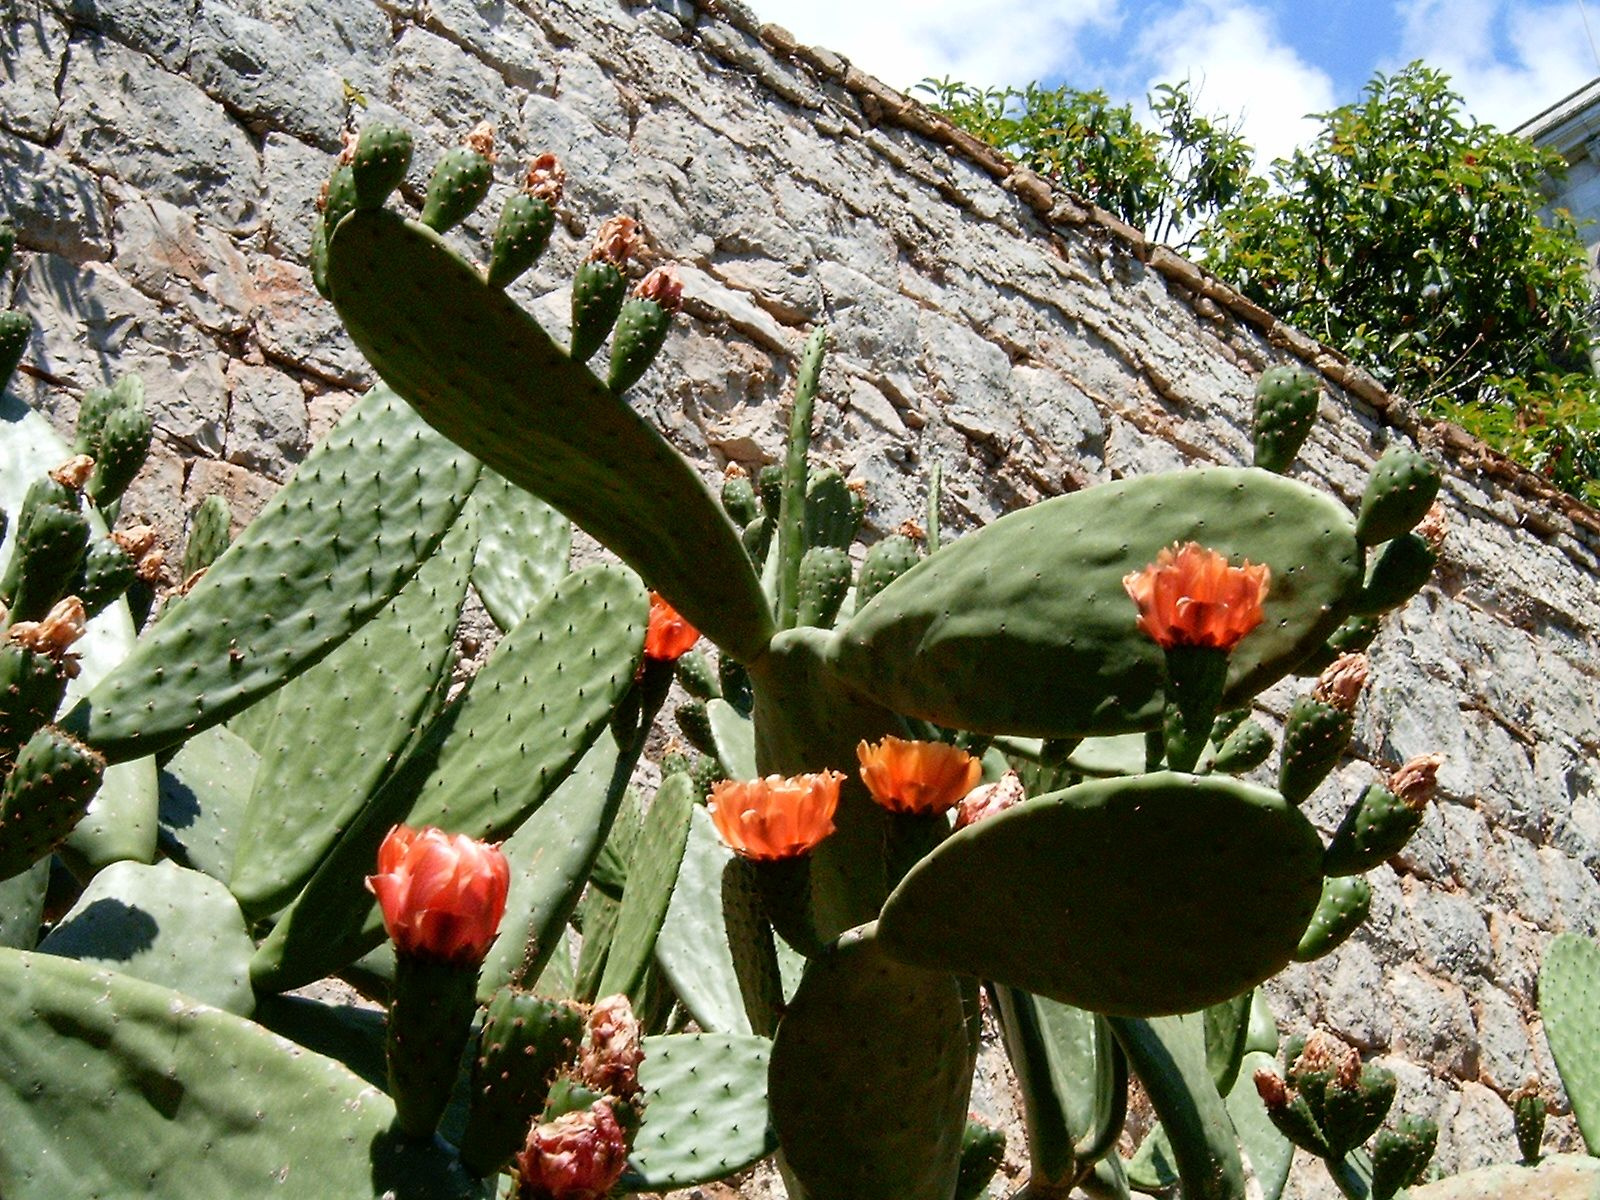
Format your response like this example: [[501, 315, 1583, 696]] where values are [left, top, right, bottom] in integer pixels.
[[4, 0, 1600, 1193]]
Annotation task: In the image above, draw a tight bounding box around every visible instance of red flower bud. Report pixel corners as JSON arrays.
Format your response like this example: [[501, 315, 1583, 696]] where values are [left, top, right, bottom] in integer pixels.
[[366, 824, 510, 963], [644, 592, 699, 662], [515, 1101, 629, 1200]]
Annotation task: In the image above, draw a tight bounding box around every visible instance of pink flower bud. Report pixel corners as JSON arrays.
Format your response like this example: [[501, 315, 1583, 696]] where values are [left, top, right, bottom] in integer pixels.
[[633, 265, 682, 312], [588, 215, 640, 266], [1388, 753, 1444, 810], [525, 153, 566, 205], [515, 1101, 629, 1200], [1313, 653, 1369, 712], [954, 771, 1026, 830], [365, 824, 510, 963], [1254, 1068, 1288, 1110], [49, 455, 95, 490], [580, 994, 644, 1100]]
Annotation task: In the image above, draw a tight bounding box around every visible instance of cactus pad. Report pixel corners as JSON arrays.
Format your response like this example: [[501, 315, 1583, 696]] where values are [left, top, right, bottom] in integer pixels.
[[0, 949, 487, 1199], [1294, 875, 1372, 962], [768, 923, 972, 1200], [1402, 1155, 1600, 1199], [0, 725, 104, 881], [1355, 447, 1441, 547], [467, 469, 571, 632], [621, 1033, 776, 1189], [1252, 365, 1321, 474], [831, 468, 1361, 737], [325, 208, 773, 663], [597, 771, 695, 1000], [877, 772, 1324, 1015], [1540, 932, 1600, 1152], [39, 860, 255, 1015], [72, 385, 479, 762]]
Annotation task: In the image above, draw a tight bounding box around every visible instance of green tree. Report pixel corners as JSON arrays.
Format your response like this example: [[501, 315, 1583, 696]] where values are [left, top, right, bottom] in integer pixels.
[[916, 77, 1253, 249], [926, 63, 1600, 506]]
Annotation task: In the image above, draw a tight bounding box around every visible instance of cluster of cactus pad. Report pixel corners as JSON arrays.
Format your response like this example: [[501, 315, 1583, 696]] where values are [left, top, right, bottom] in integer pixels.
[[0, 118, 1595, 1200]]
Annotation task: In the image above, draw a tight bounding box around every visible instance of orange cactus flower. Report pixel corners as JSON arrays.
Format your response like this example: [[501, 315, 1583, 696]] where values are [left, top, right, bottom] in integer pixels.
[[857, 736, 982, 816], [644, 591, 699, 662], [708, 772, 844, 861], [1122, 542, 1271, 651], [366, 824, 510, 963]]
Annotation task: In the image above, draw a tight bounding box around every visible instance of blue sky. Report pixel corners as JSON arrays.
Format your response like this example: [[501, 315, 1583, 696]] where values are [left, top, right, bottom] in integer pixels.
[[748, 0, 1600, 165]]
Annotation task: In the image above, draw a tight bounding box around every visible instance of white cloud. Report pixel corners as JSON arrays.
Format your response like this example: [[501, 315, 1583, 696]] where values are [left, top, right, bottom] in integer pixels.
[[1135, 0, 1338, 166], [1391, 0, 1600, 130], [745, 0, 1119, 93]]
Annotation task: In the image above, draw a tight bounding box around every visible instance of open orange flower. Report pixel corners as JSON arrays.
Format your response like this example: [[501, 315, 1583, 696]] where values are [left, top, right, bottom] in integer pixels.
[[366, 824, 510, 963], [708, 772, 843, 860], [644, 591, 699, 662], [857, 736, 982, 816], [1122, 542, 1271, 651]]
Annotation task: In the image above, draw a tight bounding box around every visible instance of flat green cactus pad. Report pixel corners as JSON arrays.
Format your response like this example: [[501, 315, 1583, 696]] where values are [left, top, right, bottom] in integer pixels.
[[1402, 1155, 1600, 1199], [830, 468, 1361, 737], [0, 949, 488, 1199], [621, 1033, 776, 1190], [769, 923, 972, 1200], [39, 860, 255, 1016], [72, 385, 480, 761], [325, 208, 772, 663], [156, 725, 257, 883], [467, 468, 571, 631], [250, 565, 645, 992], [878, 773, 1324, 1016], [1540, 932, 1600, 1153]]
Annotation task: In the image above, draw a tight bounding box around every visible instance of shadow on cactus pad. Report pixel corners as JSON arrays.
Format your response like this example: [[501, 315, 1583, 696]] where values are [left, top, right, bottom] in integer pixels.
[[877, 772, 1324, 1016]]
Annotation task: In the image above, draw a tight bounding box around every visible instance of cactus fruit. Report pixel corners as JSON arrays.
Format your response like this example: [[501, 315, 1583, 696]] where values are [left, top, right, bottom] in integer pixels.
[[721, 468, 760, 528], [954, 1117, 1007, 1200], [1355, 446, 1442, 546], [570, 216, 639, 363], [2, 496, 89, 623], [0, 310, 29, 392], [0, 219, 14, 277], [86, 398, 152, 509], [73, 535, 136, 617], [1327, 613, 1380, 656], [795, 544, 851, 628], [346, 123, 414, 211], [0, 725, 105, 880], [1252, 364, 1321, 473], [805, 467, 865, 551], [1294, 875, 1372, 962], [608, 267, 682, 394], [1370, 1115, 1440, 1199], [674, 699, 716, 755], [457, 989, 584, 1176], [320, 162, 360, 236], [1511, 1084, 1547, 1164], [419, 122, 496, 234], [181, 494, 232, 579], [1212, 718, 1273, 773], [0, 598, 85, 762], [853, 533, 920, 612], [486, 152, 564, 290], [1324, 754, 1441, 875], [1355, 517, 1443, 615], [1278, 654, 1367, 806]]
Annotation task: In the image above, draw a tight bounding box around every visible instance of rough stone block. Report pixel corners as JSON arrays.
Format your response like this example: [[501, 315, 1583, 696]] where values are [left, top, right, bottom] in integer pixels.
[[58, 33, 262, 231], [2, 3, 68, 140], [189, 2, 345, 149], [0, 132, 112, 260], [223, 359, 307, 479], [109, 180, 255, 334], [47, 0, 196, 68]]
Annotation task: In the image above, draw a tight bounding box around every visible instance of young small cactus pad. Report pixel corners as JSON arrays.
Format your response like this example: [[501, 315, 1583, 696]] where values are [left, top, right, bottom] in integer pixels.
[[876, 772, 1325, 1015]]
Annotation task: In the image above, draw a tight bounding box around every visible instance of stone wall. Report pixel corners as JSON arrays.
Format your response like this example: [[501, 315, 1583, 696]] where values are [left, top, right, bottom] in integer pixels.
[[5, 0, 1600, 1194]]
